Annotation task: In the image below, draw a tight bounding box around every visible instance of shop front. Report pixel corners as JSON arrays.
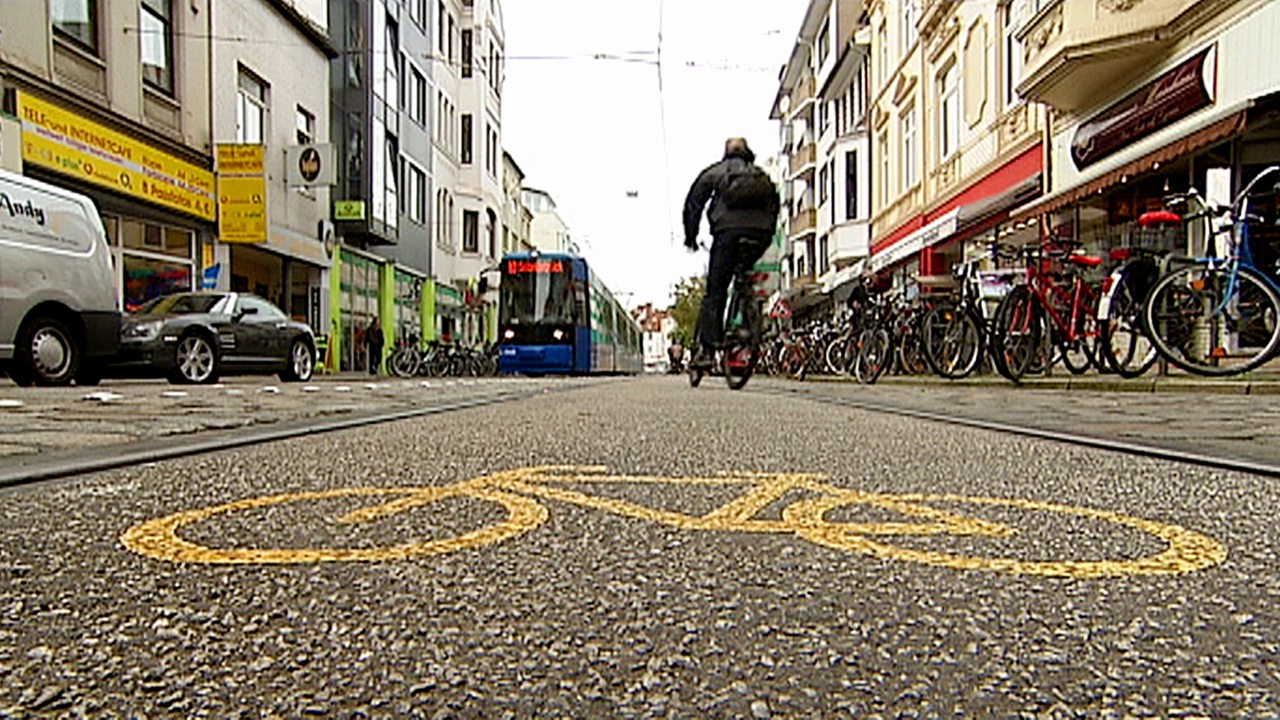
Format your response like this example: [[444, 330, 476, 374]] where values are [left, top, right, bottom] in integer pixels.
[[11, 91, 216, 310], [335, 248, 383, 372], [1013, 7, 1280, 264]]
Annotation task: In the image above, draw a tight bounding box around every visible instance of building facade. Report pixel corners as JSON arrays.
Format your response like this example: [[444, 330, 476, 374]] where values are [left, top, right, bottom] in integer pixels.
[[773, 0, 873, 317], [523, 188, 572, 253], [1011, 0, 1279, 270], [865, 0, 1044, 290], [0, 0, 216, 313], [209, 0, 337, 338]]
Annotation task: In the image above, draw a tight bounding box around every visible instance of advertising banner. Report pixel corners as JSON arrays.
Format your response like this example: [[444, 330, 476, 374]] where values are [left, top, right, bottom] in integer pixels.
[[216, 144, 267, 242], [16, 93, 215, 221]]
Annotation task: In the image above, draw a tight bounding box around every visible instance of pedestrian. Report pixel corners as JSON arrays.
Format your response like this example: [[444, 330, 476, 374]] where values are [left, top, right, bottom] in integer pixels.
[[682, 137, 781, 368], [366, 316, 384, 375]]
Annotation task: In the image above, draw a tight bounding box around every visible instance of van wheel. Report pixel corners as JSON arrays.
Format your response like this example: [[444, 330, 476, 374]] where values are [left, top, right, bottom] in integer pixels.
[[170, 332, 219, 384], [15, 315, 80, 387]]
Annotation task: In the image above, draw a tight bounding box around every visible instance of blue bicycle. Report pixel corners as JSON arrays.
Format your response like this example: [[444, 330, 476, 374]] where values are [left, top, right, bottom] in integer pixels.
[[1141, 166, 1280, 376]]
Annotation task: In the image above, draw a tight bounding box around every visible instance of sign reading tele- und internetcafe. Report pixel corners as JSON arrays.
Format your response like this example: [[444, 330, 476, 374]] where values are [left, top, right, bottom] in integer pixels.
[[216, 144, 267, 243]]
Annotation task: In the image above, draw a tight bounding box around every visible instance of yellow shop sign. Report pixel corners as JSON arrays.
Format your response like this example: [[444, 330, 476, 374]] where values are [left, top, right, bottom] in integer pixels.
[[16, 92, 215, 221], [216, 144, 267, 243]]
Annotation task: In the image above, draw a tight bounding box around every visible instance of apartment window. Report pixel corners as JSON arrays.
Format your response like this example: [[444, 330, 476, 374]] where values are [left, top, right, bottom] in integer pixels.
[[448, 16, 455, 63], [140, 0, 173, 94], [461, 114, 473, 164], [938, 62, 960, 159], [1003, 4, 1024, 108], [53, 0, 98, 53], [818, 236, 830, 276], [385, 136, 399, 229], [901, 107, 916, 190], [410, 66, 427, 125], [236, 68, 267, 144], [487, 209, 498, 258], [817, 17, 831, 67], [463, 210, 479, 253], [404, 161, 426, 223], [386, 20, 400, 110], [294, 107, 314, 145], [845, 150, 858, 220], [819, 162, 830, 206], [437, 2, 446, 53], [878, 133, 890, 207], [902, 0, 918, 52], [411, 0, 426, 27], [877, 24, 888, 84], [461, 29, 473, 77]]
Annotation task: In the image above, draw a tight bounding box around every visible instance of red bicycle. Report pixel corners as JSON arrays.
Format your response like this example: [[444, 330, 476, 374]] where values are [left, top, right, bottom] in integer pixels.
[[992, 242, 1106, 382]]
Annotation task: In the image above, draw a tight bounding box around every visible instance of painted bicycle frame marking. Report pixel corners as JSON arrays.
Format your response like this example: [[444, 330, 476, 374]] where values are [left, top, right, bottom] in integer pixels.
[[121, 466, 1225, 578]]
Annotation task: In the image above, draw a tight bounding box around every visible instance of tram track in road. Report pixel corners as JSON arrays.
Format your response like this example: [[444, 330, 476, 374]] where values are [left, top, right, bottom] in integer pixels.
[[0, 380, 609, 491], [756, 382, 1280, 480]]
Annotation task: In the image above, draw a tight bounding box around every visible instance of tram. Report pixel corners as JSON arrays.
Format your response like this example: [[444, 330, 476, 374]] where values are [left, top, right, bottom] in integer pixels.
[[497, 252, 643, 375]]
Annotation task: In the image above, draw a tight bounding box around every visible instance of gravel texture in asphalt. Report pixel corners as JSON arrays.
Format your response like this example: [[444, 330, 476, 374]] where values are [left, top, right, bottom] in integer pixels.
[[0, 375, 1276, 718]]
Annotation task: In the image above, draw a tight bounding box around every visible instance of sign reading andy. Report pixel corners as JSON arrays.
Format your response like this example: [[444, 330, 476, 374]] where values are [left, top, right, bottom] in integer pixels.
[[16, 93, 215, 221]]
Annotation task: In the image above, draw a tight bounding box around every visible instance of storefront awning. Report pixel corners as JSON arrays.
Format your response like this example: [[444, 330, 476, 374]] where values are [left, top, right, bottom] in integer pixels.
[[869, 208, 960, 272], [1010, 107, 1248, 221]]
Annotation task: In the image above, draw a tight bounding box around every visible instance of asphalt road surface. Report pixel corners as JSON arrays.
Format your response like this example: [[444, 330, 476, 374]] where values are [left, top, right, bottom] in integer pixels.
[[1, 376, 1276, 718]]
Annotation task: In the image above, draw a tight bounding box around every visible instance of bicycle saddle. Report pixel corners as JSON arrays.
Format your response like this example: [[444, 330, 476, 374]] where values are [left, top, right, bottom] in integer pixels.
[[1138, 210, 1182, 227]]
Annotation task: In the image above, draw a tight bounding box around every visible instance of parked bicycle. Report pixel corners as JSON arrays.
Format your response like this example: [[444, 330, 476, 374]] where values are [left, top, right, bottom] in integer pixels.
[[1141, 165, 1280, 376]]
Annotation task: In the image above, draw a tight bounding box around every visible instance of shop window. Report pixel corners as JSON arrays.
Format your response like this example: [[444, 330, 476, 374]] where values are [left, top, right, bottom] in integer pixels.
[[53, 0, 99, 54], [123, 256, 192, 312]]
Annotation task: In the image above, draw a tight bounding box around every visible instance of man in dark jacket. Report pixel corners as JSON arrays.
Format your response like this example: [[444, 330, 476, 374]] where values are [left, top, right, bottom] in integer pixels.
[[682, 137, 780, 368]]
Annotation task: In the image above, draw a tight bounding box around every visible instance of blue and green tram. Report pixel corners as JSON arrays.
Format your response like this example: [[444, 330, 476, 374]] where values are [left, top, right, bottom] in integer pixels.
[[497, 252, 643, 375]]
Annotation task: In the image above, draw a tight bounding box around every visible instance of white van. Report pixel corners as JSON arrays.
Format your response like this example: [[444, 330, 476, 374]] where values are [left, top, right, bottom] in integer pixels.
[[0, 168, 120, 385]]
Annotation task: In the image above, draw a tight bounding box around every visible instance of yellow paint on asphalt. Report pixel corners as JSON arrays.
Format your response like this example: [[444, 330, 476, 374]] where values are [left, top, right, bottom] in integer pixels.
[[120, 466, 1226, 577]]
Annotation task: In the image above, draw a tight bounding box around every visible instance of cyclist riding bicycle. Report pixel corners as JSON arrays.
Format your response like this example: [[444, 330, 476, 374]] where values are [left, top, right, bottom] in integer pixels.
[[682, 137, 781, 369]]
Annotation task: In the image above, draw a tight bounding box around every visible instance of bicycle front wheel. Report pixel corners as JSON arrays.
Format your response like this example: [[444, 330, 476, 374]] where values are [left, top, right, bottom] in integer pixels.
[[1143, 264, 1280, 376], [921, 304, 983, 379], [389, 348, 419, 378], [854, 328, 892, 384], [992, 287, 1043, 382], [1099, 262, 1160, 378]]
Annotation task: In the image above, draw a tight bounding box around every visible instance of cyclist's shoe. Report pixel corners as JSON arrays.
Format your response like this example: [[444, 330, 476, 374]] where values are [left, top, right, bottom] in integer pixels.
[[689, 350, 715, 370]]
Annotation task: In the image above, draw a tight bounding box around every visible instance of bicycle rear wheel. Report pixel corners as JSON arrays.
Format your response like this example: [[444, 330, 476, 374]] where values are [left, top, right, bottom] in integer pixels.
[[389, 348, 420, 378], [1143, 263, 1280, 376], [722, 290, 760, 390], [921, 303, 983, 379]]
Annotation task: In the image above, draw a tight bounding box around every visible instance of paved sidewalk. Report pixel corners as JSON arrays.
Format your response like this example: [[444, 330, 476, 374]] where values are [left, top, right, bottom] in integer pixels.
[[0, 374, 582, 460]]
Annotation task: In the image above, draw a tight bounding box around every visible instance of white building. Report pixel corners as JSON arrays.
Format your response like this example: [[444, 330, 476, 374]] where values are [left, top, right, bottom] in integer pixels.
[[209, 0, 336, 330], [523, 188, 572, 253], [431, 0, 506, 345]]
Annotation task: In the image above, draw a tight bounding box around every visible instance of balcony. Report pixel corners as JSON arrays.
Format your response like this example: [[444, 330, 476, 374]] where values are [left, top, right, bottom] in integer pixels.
[[789, 208, 817, 238], [1016, 0, 1225, 112], [790, 75, 815, 113], [789, 143, 816, 178]]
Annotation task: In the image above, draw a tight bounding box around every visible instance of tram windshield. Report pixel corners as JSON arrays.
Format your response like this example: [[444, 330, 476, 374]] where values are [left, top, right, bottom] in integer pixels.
[[500, 259, 576, 325]]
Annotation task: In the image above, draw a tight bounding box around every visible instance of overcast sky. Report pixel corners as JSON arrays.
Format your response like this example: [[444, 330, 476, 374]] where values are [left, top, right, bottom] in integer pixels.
[[501, 0, 808, 309]]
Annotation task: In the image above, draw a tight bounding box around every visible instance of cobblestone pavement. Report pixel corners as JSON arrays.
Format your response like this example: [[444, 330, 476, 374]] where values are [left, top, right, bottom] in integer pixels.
[[1, 375, 1277, 717]]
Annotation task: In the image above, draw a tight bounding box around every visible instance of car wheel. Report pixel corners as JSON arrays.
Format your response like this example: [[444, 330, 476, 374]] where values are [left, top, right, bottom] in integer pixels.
[[171, 332, 219, 384], [16, 315, 80, 387], [281, 338, 314, 382]]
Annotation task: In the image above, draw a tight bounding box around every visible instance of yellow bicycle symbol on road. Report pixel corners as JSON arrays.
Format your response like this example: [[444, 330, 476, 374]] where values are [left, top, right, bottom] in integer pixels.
[[121, 466, 1226, 578]]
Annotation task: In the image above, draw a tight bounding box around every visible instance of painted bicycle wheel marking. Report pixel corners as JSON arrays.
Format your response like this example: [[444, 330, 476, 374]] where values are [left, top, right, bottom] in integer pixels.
[[120, 466, 1226, 577]]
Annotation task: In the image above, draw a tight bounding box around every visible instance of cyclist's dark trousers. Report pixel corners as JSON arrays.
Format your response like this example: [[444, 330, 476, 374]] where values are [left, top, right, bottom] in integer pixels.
[[697, 233, 771, 350]]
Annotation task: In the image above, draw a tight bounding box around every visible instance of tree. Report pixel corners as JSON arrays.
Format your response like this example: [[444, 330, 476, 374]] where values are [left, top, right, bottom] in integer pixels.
[[667, 275, 704, 347]]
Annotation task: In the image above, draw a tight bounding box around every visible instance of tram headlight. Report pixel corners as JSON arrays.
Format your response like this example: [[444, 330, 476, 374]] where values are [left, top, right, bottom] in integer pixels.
[[552, 329, 564, 340], [503, 329, 515, 340]]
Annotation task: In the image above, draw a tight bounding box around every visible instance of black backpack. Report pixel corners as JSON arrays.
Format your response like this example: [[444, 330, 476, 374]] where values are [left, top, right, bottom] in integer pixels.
[[719, 162, 780, 213]]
